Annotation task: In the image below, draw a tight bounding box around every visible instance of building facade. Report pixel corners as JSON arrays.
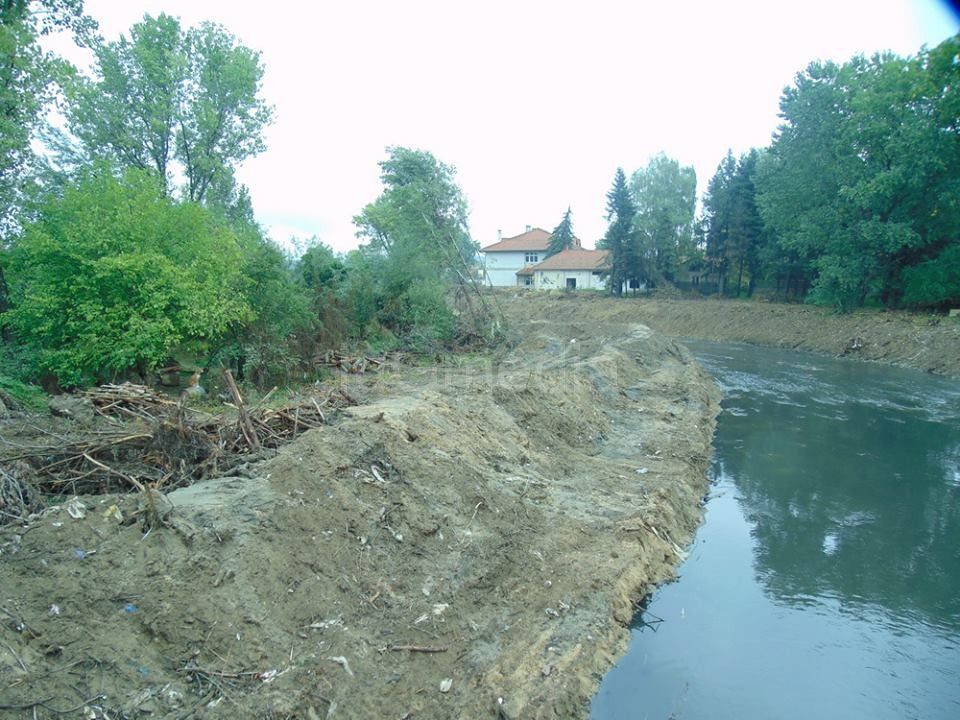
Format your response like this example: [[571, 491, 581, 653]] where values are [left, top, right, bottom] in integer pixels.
[[481, 227, 582, 286]]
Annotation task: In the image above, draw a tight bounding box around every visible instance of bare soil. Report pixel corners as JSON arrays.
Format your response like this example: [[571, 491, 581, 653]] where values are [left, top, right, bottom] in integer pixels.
[[4, 293, 952, 720], [0, 303, 719, 719], [497, 291, 960, 377]]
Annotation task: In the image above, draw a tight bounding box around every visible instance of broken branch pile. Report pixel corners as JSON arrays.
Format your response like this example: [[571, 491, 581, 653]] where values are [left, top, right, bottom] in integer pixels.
[[317, 350, 399, 374], [83, 382, 178, 421], [0, 382, 358, 524]]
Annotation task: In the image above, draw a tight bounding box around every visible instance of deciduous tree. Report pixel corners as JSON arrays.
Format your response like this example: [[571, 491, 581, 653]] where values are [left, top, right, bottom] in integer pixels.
[[5, 169, 251, 386], [62, 13, 272, 203], [631, 153, 696, 284]]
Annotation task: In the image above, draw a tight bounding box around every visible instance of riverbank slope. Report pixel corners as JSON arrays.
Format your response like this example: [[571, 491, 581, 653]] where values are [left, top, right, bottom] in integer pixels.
[[495, 292, 960, 378], [0, 311, 719, 718]]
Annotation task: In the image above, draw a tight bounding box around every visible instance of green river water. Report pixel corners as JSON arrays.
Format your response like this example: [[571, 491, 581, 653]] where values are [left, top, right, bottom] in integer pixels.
[[592, 341, 960, 720]]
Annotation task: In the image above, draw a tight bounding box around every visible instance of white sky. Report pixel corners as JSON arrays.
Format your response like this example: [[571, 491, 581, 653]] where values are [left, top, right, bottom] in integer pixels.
[[52, 0, 959, 251]]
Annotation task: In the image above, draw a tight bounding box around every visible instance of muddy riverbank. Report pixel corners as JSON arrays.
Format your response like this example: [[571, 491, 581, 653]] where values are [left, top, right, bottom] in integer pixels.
[[495, 292, 960, 378], [0, 310, 719, 718]]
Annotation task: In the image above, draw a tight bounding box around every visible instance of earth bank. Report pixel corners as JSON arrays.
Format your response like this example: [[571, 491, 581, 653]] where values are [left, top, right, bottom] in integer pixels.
[[1, 307, 719, 718], [3, 293, 958, 719]]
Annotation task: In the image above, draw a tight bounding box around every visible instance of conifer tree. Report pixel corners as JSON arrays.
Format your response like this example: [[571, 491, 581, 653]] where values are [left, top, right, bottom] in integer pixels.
[[599, 168, 637, 296], [545, 207, 575, 257]]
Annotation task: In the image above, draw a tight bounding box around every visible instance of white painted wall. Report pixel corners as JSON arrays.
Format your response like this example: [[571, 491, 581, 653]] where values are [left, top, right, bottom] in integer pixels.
[[533, 269, 607, 290], [482, 251, 543, 286]]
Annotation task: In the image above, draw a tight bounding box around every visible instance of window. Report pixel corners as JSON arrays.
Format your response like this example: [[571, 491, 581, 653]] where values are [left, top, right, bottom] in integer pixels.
[[566, 278, 577, 289], [521, 275, 532, 286], [525, 253, 539, 263]]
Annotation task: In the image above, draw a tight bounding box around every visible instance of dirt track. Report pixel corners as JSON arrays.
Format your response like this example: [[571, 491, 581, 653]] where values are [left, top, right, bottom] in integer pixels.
[[0, 303, 720, 718]]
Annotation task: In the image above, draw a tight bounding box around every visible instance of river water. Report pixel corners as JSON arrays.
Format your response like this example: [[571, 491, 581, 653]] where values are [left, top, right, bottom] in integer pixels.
[[592, 341, 960, 720]]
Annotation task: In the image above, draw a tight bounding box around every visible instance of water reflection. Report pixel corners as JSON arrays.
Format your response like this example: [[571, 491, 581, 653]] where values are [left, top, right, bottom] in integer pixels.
[[592, 342, 960, 720], [698, 343, 960, 627]]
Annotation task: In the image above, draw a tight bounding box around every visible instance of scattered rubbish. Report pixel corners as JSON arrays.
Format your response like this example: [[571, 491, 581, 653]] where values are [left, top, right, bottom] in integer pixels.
[[328, 655, 354, 677], [439, 678, 453, 693], [432, 603, 449, 617], [636, 467, 649, 475], [103, 504, 123, 523], [123, 603, 137, 613], [73, 548, 87, 559], [66, 498, 86, 519], [49, 604, 60, 615]]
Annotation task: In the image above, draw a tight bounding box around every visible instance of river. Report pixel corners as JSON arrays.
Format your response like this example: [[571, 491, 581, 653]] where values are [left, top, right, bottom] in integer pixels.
[[592, 341, 960, 720]]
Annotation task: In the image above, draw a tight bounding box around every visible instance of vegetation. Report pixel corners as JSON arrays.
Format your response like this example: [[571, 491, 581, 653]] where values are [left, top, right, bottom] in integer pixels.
[[631, 153, 697, 285], [5, 169, 251, 387], [0, 4, 955, 397], [545, 207, 575, 258], [598, 168, 637, 296], [352, 146, 480, 351]]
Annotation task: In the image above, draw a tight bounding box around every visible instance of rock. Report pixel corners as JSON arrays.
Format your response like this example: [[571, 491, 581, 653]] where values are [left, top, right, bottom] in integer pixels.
[[48, 395, 95, 422]]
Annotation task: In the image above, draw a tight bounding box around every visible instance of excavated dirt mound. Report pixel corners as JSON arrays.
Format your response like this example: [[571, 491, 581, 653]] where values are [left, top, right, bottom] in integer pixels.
[[0, 316, 719, 718], [491, 291, 960, 378]]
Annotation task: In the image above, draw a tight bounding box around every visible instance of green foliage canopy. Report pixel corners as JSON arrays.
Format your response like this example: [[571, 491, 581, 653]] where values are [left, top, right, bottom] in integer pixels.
[[5, 169, 251, 386], [353, 147, 476, 346], [62, 13, 273, 202], [756, 37, 960, 310], [631, 153, 697, 284]]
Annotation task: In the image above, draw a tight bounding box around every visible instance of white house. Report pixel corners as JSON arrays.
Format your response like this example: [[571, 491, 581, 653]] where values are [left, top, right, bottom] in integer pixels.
[[481, 227, 582, 286], [516, 248, 610, 290]]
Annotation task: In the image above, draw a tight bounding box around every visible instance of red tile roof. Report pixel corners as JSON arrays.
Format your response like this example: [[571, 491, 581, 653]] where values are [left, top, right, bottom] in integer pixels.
[[516, 248, 609, 275], [481, 228, 552, 252]]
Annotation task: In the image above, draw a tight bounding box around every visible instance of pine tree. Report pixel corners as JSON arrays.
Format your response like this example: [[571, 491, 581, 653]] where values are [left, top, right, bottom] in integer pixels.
[[545, 207, 575, 257], [600, 168, 637, 296]]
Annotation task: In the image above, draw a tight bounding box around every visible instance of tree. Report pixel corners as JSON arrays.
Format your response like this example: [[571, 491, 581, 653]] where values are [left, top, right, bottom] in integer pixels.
[[545, 207, 575, 258], [755, 37, 960, 310], [0, 0, 94, 234], [5, 168, 251, 386], [62, 13, 272, 203], [353, 147, 477, 347], [598, 168, 637, 296], [631, 153, 696, 284], [701, 149, 768, 296]]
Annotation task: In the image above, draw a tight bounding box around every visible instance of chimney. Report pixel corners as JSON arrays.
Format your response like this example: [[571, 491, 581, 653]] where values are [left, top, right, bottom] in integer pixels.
[[497, 229, 502, 241], [525, 224, 532, 233]]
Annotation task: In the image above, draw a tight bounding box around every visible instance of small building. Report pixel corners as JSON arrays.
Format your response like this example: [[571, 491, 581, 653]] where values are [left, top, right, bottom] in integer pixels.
[[480, 226, 581, 286], [516, 248, 609, 290]]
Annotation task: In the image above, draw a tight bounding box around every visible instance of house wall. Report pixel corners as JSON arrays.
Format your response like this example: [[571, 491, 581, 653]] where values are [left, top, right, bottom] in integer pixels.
[[533, 269, 607, 290], [482, 251, 543, 286]]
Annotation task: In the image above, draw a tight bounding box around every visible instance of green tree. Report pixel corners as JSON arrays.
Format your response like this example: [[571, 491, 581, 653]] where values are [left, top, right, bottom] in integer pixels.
[[631, 153, 696, 284], [61, 13, 272, 203], [598, 168, 637, 296], [702, 149, 768, 296], [756, 37, 960, 310], [545, 206, 575, 258], [353, 146, 477, 347], [5, 168, 251, 386], [0, 0, 94, 234]]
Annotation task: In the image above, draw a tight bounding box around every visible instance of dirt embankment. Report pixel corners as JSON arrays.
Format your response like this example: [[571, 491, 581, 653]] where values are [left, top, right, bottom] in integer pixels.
[[492, 292, 960, 378], [0, 310, 719, 718]]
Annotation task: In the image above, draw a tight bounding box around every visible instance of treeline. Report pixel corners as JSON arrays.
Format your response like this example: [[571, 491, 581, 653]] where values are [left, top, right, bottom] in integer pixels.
[[597, 35, 960, 311], [0, 2, 484, 390]]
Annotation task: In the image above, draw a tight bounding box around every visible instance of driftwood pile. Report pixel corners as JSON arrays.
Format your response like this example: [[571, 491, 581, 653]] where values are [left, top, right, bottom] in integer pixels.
[[0, 373, 357, 524], [318, 350, 399, 374]]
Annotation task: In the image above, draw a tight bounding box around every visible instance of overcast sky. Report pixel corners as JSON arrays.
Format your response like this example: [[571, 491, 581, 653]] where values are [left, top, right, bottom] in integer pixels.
[[60, 1, 959, 251]]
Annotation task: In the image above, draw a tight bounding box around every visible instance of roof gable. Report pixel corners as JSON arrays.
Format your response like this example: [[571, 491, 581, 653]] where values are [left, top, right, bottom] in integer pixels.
[[516, 248, 609, 275], [481, 228, 551, 252]]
